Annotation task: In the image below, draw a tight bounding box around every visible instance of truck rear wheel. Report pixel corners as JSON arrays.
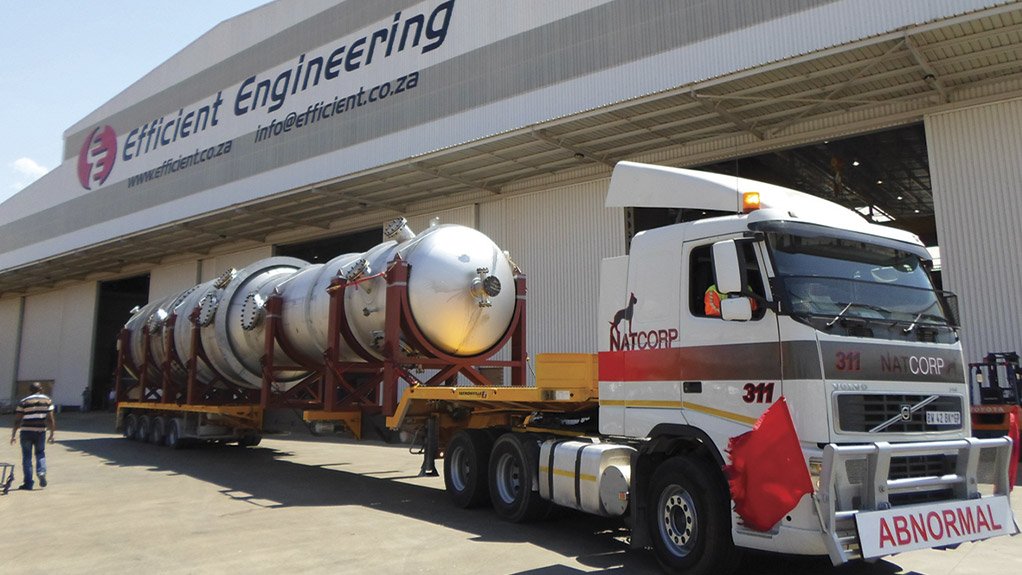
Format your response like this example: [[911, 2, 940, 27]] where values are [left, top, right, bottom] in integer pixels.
[[166, 419, 187, 450], [648, 455, 740, 575], [149, 416, 166, 445], [135, 415, 151, 442], [123, 413, 138, 440], [488, 433, 549, 522], [444, 429, 493, 508]]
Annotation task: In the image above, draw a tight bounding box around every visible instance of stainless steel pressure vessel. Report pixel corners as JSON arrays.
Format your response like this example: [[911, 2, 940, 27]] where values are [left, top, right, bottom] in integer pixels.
[[198, 257, 309, 388], [124, 295, 176, 383], [122, 219, 517, 391], [277, 252, 363, 365], [341, 223, 516, 358]]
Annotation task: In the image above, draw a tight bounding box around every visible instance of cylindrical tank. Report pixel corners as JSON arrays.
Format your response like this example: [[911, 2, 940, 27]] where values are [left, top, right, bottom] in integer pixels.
[[339, 223, 516, 358], [277, 252, 363, 365], [149, 286, 199, 386], [199, 257, 309, 388], [170, 273, 232, 385], [122, 219, 518, 392], [124, 295, 176, 382]]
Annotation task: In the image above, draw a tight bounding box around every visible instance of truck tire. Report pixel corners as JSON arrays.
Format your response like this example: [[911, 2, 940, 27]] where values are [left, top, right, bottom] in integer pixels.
[[444, 429, 493, 508], [648, 455, 741, 575], [135, 415, 151, 442], [238, 434, 262, 447], [123, 413, 138, 440], [166, 419, 187, 450], [488, 433, 550, 522], [149, 416, 166, 445]]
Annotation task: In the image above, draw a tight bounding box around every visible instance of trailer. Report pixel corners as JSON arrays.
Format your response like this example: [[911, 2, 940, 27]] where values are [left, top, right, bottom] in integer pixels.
[[115, 162, 1018, 575]]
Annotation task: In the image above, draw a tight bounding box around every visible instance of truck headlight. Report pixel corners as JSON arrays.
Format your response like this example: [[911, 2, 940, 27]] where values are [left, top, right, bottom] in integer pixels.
[[808, 457, 824, 490]]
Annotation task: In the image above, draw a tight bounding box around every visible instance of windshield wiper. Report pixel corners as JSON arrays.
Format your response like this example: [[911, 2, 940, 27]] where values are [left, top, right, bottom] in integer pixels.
[[826, 302, 890, 329], [903, 312, 948, 333]]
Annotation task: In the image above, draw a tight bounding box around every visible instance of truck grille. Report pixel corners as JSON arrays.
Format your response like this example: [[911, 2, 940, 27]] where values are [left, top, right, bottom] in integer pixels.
[[844, 454, 956, 484], [844, 453, 957, 506], [835, 394, 963, 433]]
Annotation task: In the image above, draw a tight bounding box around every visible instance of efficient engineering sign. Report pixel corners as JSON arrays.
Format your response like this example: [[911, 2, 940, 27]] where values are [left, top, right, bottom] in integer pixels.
[[77, 0, 454, 192]]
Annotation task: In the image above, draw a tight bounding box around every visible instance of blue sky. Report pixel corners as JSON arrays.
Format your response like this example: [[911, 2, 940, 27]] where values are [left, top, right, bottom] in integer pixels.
[[0, 0, 270, 204]]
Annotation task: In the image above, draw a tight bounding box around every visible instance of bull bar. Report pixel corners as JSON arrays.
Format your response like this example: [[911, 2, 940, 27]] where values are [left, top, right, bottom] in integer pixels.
[[815, 436, 1016, 564]]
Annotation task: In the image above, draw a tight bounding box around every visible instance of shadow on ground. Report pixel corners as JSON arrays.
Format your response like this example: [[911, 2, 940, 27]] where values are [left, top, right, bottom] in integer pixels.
[[32, 414, 937, 574]]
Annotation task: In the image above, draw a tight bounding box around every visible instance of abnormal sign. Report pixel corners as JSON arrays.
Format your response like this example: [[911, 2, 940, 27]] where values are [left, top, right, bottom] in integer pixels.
[[855, 496, 1017, 558]]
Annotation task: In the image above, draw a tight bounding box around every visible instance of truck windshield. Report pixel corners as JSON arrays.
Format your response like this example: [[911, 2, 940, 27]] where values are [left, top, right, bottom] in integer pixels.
[[761, 227, 956, 340]]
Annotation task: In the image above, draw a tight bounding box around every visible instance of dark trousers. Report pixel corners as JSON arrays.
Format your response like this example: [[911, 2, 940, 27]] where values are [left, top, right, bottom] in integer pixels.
[[20, 430, 46, 487]]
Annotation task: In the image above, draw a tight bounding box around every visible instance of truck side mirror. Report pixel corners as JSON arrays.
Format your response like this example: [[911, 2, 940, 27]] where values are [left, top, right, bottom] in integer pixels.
[[712, 240, 746, 295], [720, 297, 753, 321]]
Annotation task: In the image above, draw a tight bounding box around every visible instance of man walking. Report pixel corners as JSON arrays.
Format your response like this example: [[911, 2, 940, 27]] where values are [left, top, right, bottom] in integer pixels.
[[9, 382, 56, 490]]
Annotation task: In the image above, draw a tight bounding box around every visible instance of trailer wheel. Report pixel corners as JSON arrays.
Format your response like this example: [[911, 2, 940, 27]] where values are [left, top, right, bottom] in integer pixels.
[[444, 429, 493, 508], [136, 415, 151, 442], [488, 433, 549, 522], [166, 419, 187, 450], [123, 413, 138, 440], [648, 455, 740, 575], [149, 417, 166, 445]]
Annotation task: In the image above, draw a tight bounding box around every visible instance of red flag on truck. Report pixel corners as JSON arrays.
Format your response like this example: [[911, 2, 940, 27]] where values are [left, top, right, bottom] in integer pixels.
[[724, 396, 813, 531]]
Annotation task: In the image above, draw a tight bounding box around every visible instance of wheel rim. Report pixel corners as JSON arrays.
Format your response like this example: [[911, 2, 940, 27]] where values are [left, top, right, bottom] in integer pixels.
[[449, 444, 470, 492], [168, 423, 179, 446], [658, 484, 699, 558], [494, 452, 522, 505]]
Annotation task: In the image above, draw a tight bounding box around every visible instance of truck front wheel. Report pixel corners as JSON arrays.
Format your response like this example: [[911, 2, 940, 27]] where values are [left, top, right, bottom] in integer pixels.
[[648, 455, 740, 575], [488, 433, 549, 522], [444, 429, 493, 508]]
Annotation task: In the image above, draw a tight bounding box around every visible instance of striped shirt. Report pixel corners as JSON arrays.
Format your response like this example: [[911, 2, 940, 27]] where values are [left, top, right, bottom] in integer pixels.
[[16, 393, 53, 431]]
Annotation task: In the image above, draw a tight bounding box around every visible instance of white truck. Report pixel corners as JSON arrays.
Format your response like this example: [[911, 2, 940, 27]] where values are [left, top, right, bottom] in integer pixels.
[[390, 162, 1018, 574]]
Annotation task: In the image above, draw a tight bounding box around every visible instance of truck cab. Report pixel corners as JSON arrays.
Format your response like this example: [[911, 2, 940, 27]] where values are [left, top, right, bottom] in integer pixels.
[[598, 162, 1015, 567]]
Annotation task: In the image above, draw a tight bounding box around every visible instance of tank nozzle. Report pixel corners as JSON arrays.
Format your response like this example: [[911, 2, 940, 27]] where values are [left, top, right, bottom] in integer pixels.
[[383, 217, 416, 242], [342, 258, 370, 282], [471, 267, 501, 307], [240, 292, 266, 331]]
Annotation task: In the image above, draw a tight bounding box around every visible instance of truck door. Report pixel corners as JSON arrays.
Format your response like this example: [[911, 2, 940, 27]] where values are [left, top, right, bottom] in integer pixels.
[[681, 238, 781, 440]]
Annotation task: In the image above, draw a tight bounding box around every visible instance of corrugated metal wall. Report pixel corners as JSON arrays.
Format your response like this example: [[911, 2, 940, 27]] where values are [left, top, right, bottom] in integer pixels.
[[406, 206, 476, 233], [480, 179, 625, 358], [926, 99, 1022, 362], [0, 297, 23, 406], [199, 246, 274, 283], [17, 283, 98, 407], [149, 261, 201, 300]]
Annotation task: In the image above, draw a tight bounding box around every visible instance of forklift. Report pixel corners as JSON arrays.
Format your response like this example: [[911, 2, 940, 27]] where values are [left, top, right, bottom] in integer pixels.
[[970, 351, 1022, 437]]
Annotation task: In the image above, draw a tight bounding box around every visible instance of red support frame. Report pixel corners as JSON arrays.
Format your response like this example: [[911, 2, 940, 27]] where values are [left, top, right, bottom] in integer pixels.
[[113, 329, 137, 404]]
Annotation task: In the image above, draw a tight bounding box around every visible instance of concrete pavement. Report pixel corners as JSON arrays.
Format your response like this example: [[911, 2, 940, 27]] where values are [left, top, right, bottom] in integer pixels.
[[0, 413, 1018, 575]]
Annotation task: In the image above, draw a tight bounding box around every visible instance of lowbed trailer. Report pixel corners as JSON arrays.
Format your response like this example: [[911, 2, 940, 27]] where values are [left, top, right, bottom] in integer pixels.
[[114, 162, 1018, 575]]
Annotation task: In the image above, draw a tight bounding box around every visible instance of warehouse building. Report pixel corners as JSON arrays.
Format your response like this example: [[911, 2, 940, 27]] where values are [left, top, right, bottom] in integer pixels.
[[2, 0, 1022, 409]]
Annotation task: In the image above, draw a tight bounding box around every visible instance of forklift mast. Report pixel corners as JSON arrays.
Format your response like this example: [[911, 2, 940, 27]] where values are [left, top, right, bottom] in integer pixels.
[[970, 351, 1022, 406]]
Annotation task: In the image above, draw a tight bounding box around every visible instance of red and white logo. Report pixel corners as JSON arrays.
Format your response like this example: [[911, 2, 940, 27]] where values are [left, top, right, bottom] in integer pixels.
[[608, 292, 679, 352], [77, 125, 117, 190]]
